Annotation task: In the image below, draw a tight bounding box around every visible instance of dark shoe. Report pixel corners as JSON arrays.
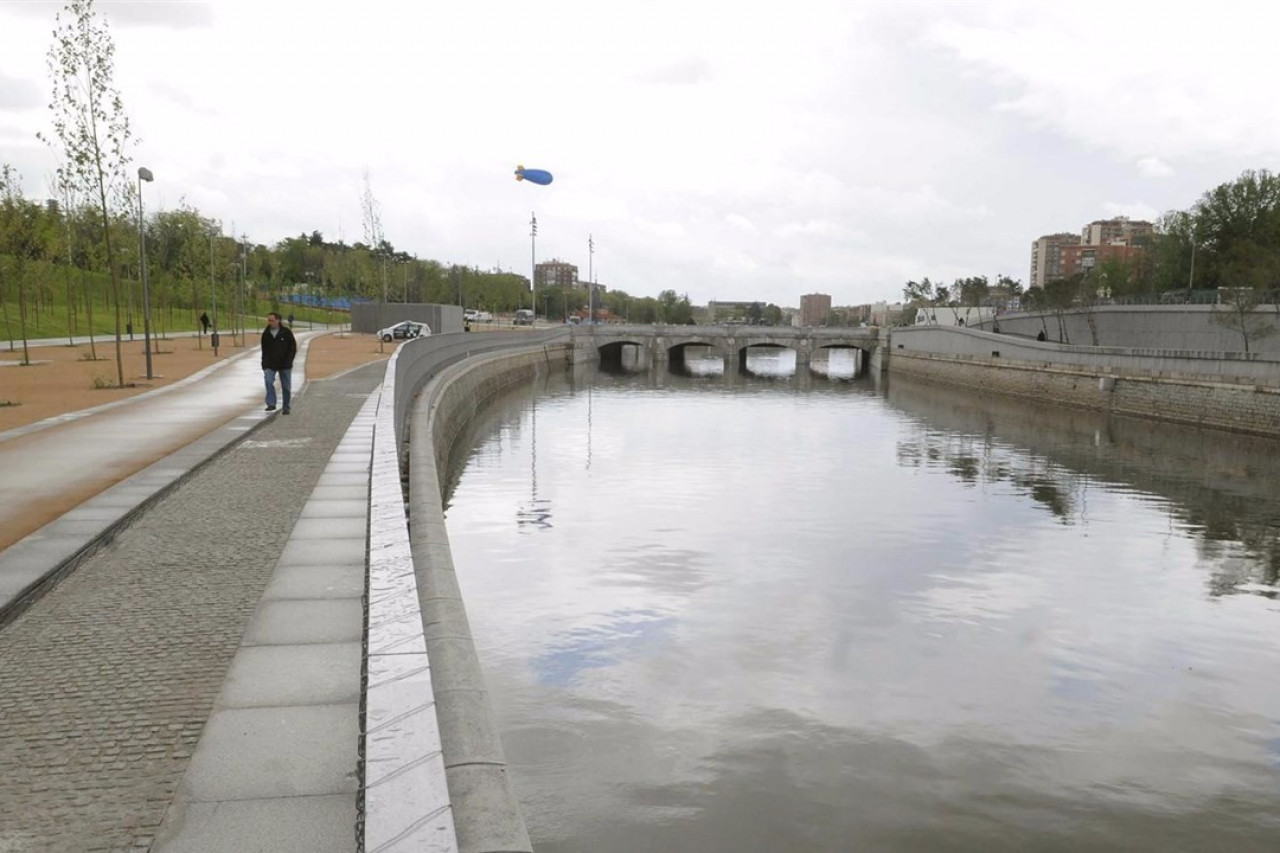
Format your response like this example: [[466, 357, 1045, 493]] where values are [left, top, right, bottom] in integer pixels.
[[265, 404, 276, 411], [282, 407, 291, 415]]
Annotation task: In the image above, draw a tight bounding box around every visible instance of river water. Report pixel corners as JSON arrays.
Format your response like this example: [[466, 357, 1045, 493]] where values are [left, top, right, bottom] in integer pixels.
[[441, 352, 1280, 852]]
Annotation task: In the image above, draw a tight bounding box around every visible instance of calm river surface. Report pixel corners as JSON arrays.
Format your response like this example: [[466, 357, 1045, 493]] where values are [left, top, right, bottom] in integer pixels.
[[442, 353, 1280, 852]]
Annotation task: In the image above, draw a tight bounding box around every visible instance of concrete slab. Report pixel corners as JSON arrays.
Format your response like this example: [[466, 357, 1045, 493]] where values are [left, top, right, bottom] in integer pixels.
[[299, 499, 367, 519], [243, 599, 363, 646], [181, 704, 358, 801], [307, 485, 368, 501], [0, 564, 49, 600], [219, 643, 362, 709], [277, 537, 365, 567], [320, 463, 369, 475], [153, 794, 356, 853], [0, 537, 83, 571], [57, 505, 128, 522], [39, 518, 115, 539], [313, 472, 369, 488], [287, 517, 367, 541], [326, 452, 371, 465], [262, 563, 365, 601]]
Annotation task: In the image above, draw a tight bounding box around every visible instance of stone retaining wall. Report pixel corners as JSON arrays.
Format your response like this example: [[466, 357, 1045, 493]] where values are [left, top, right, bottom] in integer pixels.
[[889, 349, 1280, 437]]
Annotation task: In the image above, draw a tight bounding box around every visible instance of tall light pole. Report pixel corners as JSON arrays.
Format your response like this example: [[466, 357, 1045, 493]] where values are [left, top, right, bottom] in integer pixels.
[[530, 211, 537, 322], [588, 233, 595, 324], [136, 167, 154, 379], [1187, 234, 1197, 298], [238, 234, 248, 346], [209, 228, 219, 357]]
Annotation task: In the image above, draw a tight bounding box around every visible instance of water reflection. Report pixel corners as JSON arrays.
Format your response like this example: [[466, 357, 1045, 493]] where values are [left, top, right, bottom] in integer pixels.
[[443, 364, 1280, 852], [885, 375, 1280, 598]]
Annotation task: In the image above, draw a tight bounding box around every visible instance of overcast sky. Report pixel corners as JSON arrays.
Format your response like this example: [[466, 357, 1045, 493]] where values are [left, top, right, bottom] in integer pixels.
[[1, 0, 1278, 307]]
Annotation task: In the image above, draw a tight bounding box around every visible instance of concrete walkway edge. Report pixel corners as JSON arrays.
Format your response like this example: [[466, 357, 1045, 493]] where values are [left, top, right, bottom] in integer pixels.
[[361, 341, 459, 852]]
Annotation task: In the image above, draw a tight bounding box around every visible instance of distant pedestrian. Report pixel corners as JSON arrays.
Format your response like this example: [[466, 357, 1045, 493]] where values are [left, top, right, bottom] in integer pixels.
[[261, 312, 298, 414], [1037, 329, 1046, 341], [200, 312, 210, 334], [287, 313, 295, 327]]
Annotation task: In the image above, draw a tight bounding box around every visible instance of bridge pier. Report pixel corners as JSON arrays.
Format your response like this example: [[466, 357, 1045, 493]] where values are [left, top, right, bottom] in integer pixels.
[[719, 348, 742, 375]]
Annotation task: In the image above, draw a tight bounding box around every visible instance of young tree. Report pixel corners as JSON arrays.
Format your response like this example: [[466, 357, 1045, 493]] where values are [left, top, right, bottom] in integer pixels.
[[1211, 242, 1280, 353], [0, 164, 44, 364], [1211, 286, 1276, 354], [40, 0, 135, 386], [902, 277, 935, 305], [956, 275, 990, 307]]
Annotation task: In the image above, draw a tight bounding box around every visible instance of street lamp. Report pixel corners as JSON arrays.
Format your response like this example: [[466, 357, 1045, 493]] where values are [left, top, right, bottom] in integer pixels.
[[209, 228, 220, 356], [1187, 234, 1197, 298], [530, 211, 537, 323], [137, 166, 154, 379]]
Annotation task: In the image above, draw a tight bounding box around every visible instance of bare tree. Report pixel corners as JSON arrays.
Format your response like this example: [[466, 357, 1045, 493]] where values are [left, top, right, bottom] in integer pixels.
[[1211, 287, 1277, 354], [361, 170, 389, 351], [40, 0, 135, 387]]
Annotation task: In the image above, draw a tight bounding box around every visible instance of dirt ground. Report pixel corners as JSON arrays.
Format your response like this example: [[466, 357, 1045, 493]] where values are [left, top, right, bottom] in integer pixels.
[[0, 331, 390, 433]]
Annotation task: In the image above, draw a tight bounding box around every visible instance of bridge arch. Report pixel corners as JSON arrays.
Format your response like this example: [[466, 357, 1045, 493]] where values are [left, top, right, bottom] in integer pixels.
[[597, 339, 649, 372], [813, 343, 873, 378]]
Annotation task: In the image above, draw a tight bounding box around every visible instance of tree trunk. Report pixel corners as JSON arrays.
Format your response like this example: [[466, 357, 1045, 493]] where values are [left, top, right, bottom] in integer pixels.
[[84, 266, 97, 360], [66, 261, 75, 346], [1083, 308, 1099, 346], [1, 264, 13, 352], [17, 259, 31, 365], [98, 198, 124, 386]]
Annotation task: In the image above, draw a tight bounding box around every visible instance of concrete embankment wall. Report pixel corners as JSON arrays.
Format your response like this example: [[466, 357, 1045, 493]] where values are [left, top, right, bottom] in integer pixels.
[[887, 326, 1280, 437], [403, 336, 569, 853], [971, 304, 1280, 354]]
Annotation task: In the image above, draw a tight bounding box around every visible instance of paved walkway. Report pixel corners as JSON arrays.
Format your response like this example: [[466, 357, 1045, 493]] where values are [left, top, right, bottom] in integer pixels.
[[0, 332, 327, 566], [0, 357, 386, 852]]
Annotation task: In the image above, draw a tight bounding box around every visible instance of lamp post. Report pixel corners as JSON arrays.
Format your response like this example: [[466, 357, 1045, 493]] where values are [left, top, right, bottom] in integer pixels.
[[209, 228, 219, 357], [240, 234, 248, 346], [1187, 234, 1197, 298], [588, 233, 595, 324], [530, 212, 537, 323], [136, 166, 155, 379]]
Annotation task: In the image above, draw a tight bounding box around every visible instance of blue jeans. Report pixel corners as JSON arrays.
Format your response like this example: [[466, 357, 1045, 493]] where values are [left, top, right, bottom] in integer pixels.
[[264, 368, 292, 409]]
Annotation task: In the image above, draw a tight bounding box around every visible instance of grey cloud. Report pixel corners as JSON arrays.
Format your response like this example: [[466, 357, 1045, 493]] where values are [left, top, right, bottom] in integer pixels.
[[0, 73, 43, 111], [4, 1, 215, 29], [101, 1, 214, 28], [149, 80, 216, 117], [637, 57, 712, 86]]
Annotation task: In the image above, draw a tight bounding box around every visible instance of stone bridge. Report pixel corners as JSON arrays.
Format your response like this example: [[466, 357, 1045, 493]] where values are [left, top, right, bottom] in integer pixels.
[[569, 324, 883, 376]]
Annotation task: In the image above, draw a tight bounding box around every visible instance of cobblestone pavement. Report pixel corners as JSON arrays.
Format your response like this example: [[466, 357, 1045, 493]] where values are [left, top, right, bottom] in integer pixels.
[[0, 362, 385, 853]]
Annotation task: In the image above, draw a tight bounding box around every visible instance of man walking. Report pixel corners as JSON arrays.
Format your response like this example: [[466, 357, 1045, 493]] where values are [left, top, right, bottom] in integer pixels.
[[261, 311, 298, 414]]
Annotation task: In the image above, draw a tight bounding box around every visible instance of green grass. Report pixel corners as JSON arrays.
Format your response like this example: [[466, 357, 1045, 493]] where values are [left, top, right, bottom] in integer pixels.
[[2, 289, 347, 342]]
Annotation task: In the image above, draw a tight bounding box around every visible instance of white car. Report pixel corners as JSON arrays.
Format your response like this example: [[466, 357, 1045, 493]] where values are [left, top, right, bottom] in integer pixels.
[[378, 321, 430, 342]]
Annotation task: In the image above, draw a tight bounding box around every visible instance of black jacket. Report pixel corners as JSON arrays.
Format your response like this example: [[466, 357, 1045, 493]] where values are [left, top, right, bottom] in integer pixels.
[[261, 325, 298, 370]]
